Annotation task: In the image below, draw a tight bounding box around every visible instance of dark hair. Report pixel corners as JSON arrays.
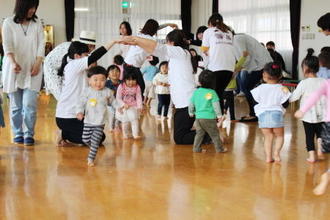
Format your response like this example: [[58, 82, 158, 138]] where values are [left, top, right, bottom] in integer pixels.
[[13, 0, 39, 23], [113, 54, 124, 65], [119, 21, 132, 36], [306, 48, 314, 58], [318, 52, 330, 69], [123, 66, 138, 81], [166, 29, 197, 73], [159, 61, 168, 70], [58, 41, 89, 77], [0, 43, 4, 57], [107, 64, 120, 73], [140, 19, 159, 36], [196, 26, 207, 38], [317, 13, 330, 31], [321, 46, 330, 54], [266, 41, 275, 47], [199, 70, 215, 89], [263, 62, 283, 81], [87, 66, 108, 78], [208, 13, 230, 33], [149, 56, 159, 66]]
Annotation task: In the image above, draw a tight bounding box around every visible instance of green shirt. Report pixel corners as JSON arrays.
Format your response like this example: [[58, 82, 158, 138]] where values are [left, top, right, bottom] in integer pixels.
[[189, 88, 220, 119]]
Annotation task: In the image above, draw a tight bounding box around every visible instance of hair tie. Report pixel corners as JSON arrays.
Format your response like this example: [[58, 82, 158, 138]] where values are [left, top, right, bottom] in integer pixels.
[[272, 64, 279, 69]]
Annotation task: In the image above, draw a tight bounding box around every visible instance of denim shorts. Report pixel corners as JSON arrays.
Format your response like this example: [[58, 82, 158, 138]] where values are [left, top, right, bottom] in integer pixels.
[[257, 111, 284, 128]]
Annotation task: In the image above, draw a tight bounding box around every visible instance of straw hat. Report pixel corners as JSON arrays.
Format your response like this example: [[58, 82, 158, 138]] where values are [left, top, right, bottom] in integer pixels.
[[73, 30, 96, 45]]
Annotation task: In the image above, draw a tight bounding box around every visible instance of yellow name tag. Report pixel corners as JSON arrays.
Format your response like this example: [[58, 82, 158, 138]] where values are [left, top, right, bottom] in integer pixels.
[[89, 98, 97, 107]]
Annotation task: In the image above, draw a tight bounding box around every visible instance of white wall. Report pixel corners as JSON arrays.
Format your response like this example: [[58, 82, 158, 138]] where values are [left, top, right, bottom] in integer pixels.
[[298, 0, 330, 78], [191, 0, 212, 36], [0, 0, 66, 46]]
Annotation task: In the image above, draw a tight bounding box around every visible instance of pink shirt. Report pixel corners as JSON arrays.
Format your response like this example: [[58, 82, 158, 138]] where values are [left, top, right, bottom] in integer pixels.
[[116, 83, 143, 109], [301, 80, 330, 122]]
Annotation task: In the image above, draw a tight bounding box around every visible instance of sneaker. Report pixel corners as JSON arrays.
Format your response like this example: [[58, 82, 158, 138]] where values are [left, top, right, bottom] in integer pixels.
[[24, 137, 35, 146], [13, 136, 24, 144]]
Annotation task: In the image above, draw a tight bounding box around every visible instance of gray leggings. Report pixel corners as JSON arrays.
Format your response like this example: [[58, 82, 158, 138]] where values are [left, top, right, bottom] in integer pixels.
[[193, 119, 224, 152], [82, 124, 105, 161]]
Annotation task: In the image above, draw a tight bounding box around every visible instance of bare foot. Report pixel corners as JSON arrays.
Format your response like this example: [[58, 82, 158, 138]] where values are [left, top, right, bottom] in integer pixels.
[[306, 158, 317, 163], [133, 136, 142, 140], [313, 172, 330, 195], [274, 155, 281, 163], [317, 152, 325, 160], [266, 159, 275, 163], [216, 147, 228, 153], [87, 160, 95, 167]]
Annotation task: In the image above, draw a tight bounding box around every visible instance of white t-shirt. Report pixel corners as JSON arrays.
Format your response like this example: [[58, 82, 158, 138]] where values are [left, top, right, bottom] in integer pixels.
[[290, 78, 326, 123], [56, 57, 89, 118], [124, 33, 155, 68], [202, 27, 236, 72], [251, 84, 291, 116], [153, 44, 196, 108], [233, 34, 273, 72], [153, 73, 170, 95]]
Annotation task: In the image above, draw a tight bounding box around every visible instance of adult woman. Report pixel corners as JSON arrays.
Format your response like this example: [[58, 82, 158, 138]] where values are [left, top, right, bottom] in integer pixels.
[[121, 30, 207, 145], [201, 13, 236, 111], [2, 0, 44, 145], [118, 21, 133, 57]]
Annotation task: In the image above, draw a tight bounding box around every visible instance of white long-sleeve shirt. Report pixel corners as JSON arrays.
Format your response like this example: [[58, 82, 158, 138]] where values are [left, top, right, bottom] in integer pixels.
[[1, 16, 45, 93]]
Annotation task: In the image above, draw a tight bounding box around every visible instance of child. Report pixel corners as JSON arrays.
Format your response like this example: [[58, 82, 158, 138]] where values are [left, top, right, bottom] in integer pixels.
[[251, 62, 291, 163], [317, 50, 330, 79], [113, 54, 124, 80], [141, 56, 159, 106], [76, 66, 116, 166], [106, 65, 122, 132], [189, 70, 227, 153], [295, 79, 330, 195], [290, 55, 326, 162], [153, 61, 170, 120], [116, 71, 143, 139]]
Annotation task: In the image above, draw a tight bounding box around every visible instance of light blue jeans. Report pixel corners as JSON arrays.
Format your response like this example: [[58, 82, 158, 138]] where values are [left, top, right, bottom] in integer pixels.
[[9, 88, 38, 138]]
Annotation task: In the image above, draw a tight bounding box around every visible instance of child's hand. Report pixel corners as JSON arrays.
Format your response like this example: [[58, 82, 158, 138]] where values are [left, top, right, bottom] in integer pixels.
[[77, 113, 84, 121], [189, 114, 194, 118], [123, 104, 129, 109], [282, 86, 290, 93], [243, 51, 249, 57], [294, 110, 304, 119]]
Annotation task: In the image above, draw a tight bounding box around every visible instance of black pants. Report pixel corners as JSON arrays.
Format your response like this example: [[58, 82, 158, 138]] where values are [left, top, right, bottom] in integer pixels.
[[321, 122, 330, 152], [223, 91, 235, 120], [213, 71, 233, 113], [173, 107, 196, 145], [242, 70, 263, 117], [124, 64, 145, 96], [157, 94, 171, 117], [56, 118, 105, 145], [302, 121, 323, 151]]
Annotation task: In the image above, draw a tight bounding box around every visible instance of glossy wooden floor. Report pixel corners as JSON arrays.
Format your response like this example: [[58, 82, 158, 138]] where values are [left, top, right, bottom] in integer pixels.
[[0, 93, 329, 220]]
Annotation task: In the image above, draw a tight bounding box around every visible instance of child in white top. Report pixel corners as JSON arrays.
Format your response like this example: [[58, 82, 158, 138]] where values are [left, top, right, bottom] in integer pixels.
[[153, 61, 170, 119], [76, 66, 116, 166], [290, 55, 326, 162], [251, 62, 291, 163]]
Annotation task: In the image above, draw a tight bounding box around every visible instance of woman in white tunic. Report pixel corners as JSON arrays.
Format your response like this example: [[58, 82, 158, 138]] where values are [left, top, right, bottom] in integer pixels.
[[2, 0, 44, 145]]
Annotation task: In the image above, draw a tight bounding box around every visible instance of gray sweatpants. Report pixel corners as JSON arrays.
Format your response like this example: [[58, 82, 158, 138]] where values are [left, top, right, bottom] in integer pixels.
[[82, 124, 105, 161], [193, 119, 224, 152]]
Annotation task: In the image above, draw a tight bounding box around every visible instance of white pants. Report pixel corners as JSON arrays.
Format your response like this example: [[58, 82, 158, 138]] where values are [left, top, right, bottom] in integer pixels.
[[122, 120, 139, 138]]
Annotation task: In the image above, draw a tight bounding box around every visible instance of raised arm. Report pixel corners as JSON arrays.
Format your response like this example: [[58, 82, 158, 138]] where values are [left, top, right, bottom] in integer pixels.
[[120, 36, 157, 54], [88, 41, 117, 66]]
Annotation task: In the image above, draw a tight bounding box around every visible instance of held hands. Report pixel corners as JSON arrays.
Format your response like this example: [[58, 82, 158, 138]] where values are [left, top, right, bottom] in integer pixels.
[[12, 62, 22, 74], [294, 110, 304, 119], [77, 113, 84, 121], [118, 36, 137, 45], [31, 62, 41, 76], [242, 51, 249, 57]]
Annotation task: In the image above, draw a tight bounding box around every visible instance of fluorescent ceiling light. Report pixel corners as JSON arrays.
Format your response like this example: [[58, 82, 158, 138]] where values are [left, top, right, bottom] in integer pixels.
[[74, 8, 89, 12]]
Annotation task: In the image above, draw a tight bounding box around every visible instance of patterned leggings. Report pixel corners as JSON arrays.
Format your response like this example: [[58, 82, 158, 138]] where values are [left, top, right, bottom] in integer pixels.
[[82, 124, 105, 161]]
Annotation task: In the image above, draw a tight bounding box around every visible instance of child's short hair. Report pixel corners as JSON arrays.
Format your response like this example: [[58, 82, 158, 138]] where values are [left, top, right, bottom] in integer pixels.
[[198, 70, 215, 89], [87, 66, 108, 78], [301, 55, 319, 73], [123, 66, 138, 81], [317, 13, 330, 31], [149, 56, 159, 66], [114, 55, 124, 65], [263, 62, 283, 80], [321, 47, 330, 53], [159, 61, 168, 69], [266, 41, 275, 47], [107, 64, 120, 73], [319, 52, 330, 69]]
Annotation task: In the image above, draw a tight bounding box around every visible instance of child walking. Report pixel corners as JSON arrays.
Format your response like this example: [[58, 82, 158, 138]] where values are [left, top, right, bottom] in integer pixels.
[[116, 71, 143, 139], [106, 65, 122, 132], [153, 61, 170, 120], [141, 56, 159, 106], [251, 62, 291, 163], [295, 79, 330, 195], [189, 70, 227, 153], [76, 66, 116, 166], [290, 55, 326, 162]]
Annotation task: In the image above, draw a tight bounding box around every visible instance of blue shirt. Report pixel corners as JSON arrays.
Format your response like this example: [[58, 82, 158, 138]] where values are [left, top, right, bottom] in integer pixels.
[[105, 80, 122, 97], [141, 66, 159, 81], [317, 67, 330, 79]]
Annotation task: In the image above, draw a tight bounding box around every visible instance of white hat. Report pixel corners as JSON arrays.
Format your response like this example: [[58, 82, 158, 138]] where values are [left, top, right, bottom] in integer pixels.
[[73, 30, 96, 45]]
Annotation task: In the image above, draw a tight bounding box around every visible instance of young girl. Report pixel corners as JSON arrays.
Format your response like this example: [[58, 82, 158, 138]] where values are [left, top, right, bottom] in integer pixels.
[[290, 55, 326, 162], [189, 70, 227, 153], [317, 50, 330, 79], [113, 54, 124, 80], [116, 70, 143, 139], [141, 56, 159, 106], [76, 66, 115, 166], [153, 61, 170, 120], [106, 65, 122, 132], [251, 62, 291, 163], [295, 79, 330, 195], [56, 40, 116, 146]]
